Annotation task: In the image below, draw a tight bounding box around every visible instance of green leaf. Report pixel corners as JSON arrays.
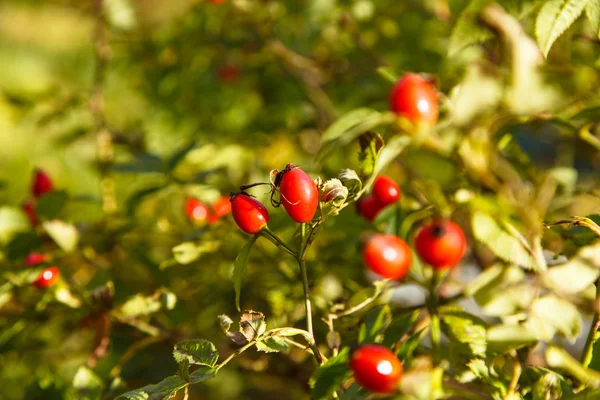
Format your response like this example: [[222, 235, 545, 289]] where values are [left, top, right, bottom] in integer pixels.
[[0, 206, 30, 245], [382, 310, 420, 348], [119, 289, 174, 317], [440, 307, 488, 358], [358, 305, 392, 344], [449, 0, 494, 56], [321, 108, 393, 144], [471, 211, 538, 270], [166, 141, 196, 171], [338, 169, 362, 200], [529, 295, 581, 340], [36, 190, 68, 220], [125, 184, 166, 216], [256, 336, 289, 353], [189, 367, 216, 384], [0, 282, 14, 312], [487, 324, 537, 353], [532, 372, 563, 400], [170, 241, 221, 265], [115, 375, 186, 400], [543, 243, 600, 295], [586, 0, 600, 37], [42, 220, 79, 253], [309, 347, 352, 400], [232, 236, 258, 311], [340, 383, 369, 400], [396, 329, 426, 362], [535, 0, 589, 57], [357, 131, 385, 178], [5, 231, 43, 260], [71, 366, 103, 400], [546, 346, 600, 387], [113, 152, 165, 174], [173, 339, 219, 367]]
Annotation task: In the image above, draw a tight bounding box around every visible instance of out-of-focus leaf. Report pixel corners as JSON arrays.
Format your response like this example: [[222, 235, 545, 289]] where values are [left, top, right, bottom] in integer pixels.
[[173, 339, 219, 367], [358, 305, 392, 344], [535, 0, 588, 57], [358, 131, 384, 178], [125, 184, 166, 216], [309, 347, 351, 400], [43, 220, 79, 253], [546, 346, 600, 387], [5, 231, 43, 260], [0, 282, 14, 310], [71, 366, 103, 400], [104, 0, 137, 31], [113, 153, 165, 174], [321, 108, 393, 145], [532, 372, 563, 400], [0, 206, 30, 245], [586, 0, 600, 37], [170, 241, 221, 266], [472, 211, 538, 270], [487, 324, 537, 353], [115, 375, 186, 400], [543, 242, 600, 294], [167, 141, 196, 172], [232, 236, 258, 311], [36, 190, 68, 220], [340, 382, 369, 400], [528, 295, 581, 340], [382, 310, 420, 348], [55, 286, 83, 308], [449, 0, 494, 56], [118, 288, 174, 317], [440, 307, 487, 357]]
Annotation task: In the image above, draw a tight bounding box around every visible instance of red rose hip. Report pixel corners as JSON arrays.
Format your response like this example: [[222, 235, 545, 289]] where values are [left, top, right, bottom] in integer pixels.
[[372, 176, 401, 206], [231, 193, 269, 234], [351, 344, 403, 394], [414, 219, 466, 269], [363, 234, 411, 280], [389, 74, 438, 125], [357, 195, 384, 222], [26, 253, 48, 266], [185, 198, 210, 224], [34, 266, 60, 288], [32, 169, 54, 198], [278, 164, 318, 223], [22, 199, 38, 226], [209, 195, 232, 223]]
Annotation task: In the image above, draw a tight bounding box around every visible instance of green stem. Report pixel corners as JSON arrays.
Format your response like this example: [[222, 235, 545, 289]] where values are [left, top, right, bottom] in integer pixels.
[[582, 278, 600, 368], [428, 270, 441, 363], [261, 227, 297, 257], [214, 341, 256, 373]]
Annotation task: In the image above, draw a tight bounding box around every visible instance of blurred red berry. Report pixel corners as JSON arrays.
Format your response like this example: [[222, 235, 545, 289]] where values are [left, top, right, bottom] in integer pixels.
[[218, 64, 240, 83], [357, 195, 385, 222], [389, 74, 438, 126], [34, 266, 60, 288], [32, 169, 54, 198], [26, 253, 47, 266], [209, 195, 232, 224], [185, 198, 211, 224], [22, 199, 38, 226]]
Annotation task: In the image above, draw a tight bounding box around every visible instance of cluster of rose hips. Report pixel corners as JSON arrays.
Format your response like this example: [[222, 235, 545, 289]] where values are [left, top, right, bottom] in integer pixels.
[[185, 196, 232, 225], [21, 169, 62, 289]]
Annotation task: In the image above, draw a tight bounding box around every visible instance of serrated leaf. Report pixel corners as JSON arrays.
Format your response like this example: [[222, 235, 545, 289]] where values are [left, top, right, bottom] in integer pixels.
[[471, 212, 538, 270], [239, 310, 266, 341], [449, 0, 494, 56], [173, 339, 219, 367], [358, 131, 385, 178], [440, 307, 487, 357], [487, 324, 537, 353], [232, 236, 258, 311], [43, 220, 79, 253], [530, 295, 581, 340], [256, 336, 289, 353], [358, 305, 392, 344], [536, 0, 589, 57], [72, 366, 103, 400], [115, 375, 186, 400], [309, 347, 352, 400], [586, 0, 600, 37], [36, 190, 68, 220]]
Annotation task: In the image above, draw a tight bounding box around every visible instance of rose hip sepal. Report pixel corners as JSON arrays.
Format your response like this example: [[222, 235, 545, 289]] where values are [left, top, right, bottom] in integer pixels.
[[350, 344, 403, 394], [34, 266, 60, 288], [231, 192, 270, 234], [414, 219, 466, 269], [274, 164, 319, 223], [32, 169, 54, 198]]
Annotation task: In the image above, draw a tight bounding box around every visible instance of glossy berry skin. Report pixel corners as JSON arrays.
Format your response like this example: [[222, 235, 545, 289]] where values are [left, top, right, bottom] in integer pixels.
[[389, 74, 438, 125], [32, 169, 54, 198], [372, 176, 401, 206], [279, 165, 319, 223], [231, 193, 269, 234], [357, 195, 384, 222], [414, 219, 466, 269], [363, 234, 411, 280], [209, 196, 232, 224], [185, 198, 210, 224], [34, 266, 60, 288], [22, 200, 38, 226], [26, 253, 47, 266], [351, 344, 403, 394]]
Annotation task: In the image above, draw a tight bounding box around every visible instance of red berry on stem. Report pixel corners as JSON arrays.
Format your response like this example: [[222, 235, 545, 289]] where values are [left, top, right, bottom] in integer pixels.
[[278, 165, 318, 223], [389, 74, 438, 125], [185, 198, 210, 224], [26, 253, 47, 266], [32, 169, 54, 198], [231, 193, 269, 234], [34, 266, 60, 288], [363, 234, 411, 280], [22, 199, 38, 226], [414, 219, 466, 269], [357, 195, 384, 222], [372, 176, 401, 206], [209, 195, 232, 223], [350, 344, 403, 394]]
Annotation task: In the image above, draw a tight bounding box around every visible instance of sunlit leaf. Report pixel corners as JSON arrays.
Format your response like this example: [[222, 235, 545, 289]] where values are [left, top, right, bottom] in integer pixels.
[[358, 305, 392, 345], [309, 347, 351, 400], [535, 0, 589, 57], [115, 375, 186, 400], [586, 0, 600, 38], [43, 220, 79, 253], [173, 339, 219, 367], [449, 0, 494, 56]]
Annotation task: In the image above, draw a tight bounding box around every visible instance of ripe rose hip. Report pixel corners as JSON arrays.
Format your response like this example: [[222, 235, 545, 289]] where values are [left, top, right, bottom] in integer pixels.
[[218, 64, 240, 83], [26, 253, 47, 266], [357, 195, 385, 222], [32, 169, 54, 198], [363, 234, 411, 280], [22, 199, 38, 226], [277, 164, 319, 223], [209, 195, 232, 224], [350, 344, 403, 394], [231, 193, 269, 234], [389, 74, 438, 125], [34, 266, 60, 288], [185, 198, 210, 224], [414, 219, 466, 269], [372, 176, 401, 206]]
